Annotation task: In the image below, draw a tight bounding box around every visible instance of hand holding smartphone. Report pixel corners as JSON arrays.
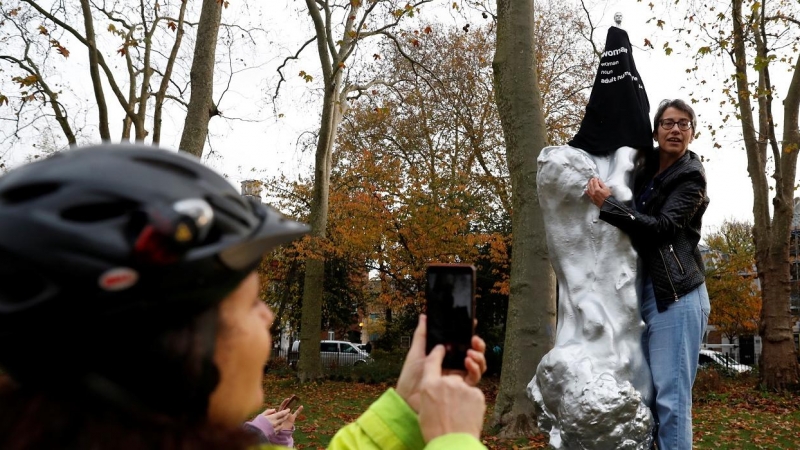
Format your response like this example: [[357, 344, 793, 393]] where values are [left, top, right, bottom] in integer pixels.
[[425, 263, 476, 371], [279, 394, 299, 411]]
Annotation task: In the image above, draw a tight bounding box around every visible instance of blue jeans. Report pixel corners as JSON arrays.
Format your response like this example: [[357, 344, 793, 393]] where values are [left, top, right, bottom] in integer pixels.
[[641, 277, 710, 449]]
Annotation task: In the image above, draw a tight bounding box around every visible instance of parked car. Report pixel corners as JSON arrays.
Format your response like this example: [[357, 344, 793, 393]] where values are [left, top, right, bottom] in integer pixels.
[[288, 340, 372, 369], [698, 349, 753, 374], [356, 343, 373, 354]]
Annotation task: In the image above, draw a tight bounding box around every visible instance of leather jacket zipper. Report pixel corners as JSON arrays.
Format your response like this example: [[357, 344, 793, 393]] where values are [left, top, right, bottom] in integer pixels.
[[603, 200, 635, 220], [669, 245, 685, 274], [659, 248, 680, 301]]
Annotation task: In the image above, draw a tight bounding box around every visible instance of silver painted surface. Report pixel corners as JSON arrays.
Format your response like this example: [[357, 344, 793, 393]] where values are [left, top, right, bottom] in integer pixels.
[[527, 145, 653, 449]]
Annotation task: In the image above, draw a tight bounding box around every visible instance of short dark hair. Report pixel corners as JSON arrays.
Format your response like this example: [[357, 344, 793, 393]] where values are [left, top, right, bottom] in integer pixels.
[[653, 99, 697, 137]]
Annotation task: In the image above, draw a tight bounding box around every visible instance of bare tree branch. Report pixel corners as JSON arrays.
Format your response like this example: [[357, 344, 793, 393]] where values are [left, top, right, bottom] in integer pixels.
[[80, 0, 110, 139], [164, 94, 189, 108], [273, 36, 317, 102], [21, 0, 138, 122], [577, 0, 601, 57]]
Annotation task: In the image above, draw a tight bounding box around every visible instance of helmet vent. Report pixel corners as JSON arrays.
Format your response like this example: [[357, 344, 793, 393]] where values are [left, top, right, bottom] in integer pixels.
[[133, 157, 198, 179], [206, 195, 252, 229], [62, 201, 137, 223], [0, 182, 61, 204]]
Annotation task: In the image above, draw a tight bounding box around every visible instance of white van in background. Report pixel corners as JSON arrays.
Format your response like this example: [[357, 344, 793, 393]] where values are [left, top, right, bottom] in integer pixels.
[[288, 340, 372, 368]]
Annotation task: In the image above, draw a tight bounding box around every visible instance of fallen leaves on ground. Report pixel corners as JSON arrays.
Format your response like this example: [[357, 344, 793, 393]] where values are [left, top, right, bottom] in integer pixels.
[[693, 373, 800, 449], [260, 374, 390, 449], [259, 371, 799, 449]]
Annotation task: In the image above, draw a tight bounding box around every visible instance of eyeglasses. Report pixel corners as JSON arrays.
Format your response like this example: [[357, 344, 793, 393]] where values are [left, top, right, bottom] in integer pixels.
[[659, 119, 692, 131]]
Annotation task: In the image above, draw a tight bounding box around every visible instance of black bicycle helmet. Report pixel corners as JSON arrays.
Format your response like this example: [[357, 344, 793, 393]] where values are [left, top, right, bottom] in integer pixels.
[[0, 144, 308, 384]]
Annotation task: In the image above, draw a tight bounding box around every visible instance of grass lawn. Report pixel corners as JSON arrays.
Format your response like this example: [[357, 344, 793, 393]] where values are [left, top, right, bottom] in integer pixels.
[[692, 370, 800, 449], [260, 368, 799, 449], [259, 373, 388, 449]]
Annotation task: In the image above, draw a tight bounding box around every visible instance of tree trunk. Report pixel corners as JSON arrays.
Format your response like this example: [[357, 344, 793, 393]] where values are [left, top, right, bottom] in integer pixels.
[[759, 20, 800, 388], [121, 117, 132, 141], [731, 0, 800, 390], [122, 35, 139, 142], [491, 0, 556, 437], [154, 0, 188, 145], [298, 257, 325, 381], [79, 0, 110, 141], [758, 251, 799, 389], [295, 0, 355, 382], [179, 0, 222, 158], [777, 15, 800, 387], [135, 27, 154, 142], [297, 80, 343, 381]]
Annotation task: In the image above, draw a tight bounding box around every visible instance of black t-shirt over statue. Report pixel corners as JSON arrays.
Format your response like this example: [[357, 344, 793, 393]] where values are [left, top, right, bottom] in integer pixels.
[[568, 26, 653, 155]]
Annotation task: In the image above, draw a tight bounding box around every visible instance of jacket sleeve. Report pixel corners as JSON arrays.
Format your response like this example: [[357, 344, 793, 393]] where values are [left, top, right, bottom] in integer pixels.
[[327, 388, 486, 450], [245, 414, 294, 448], [598, 170, 706, 243]]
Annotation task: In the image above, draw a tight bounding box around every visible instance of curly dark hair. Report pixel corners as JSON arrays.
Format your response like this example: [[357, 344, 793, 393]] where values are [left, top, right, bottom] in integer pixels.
[[0, 306, 259, 450]]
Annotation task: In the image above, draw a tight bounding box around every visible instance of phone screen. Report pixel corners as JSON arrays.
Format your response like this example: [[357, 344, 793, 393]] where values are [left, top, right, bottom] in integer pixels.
[[280, 395, 299, 411], [425, 264, 475, 370]]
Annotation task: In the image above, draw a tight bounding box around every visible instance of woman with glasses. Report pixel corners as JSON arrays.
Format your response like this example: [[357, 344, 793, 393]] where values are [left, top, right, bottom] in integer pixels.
[[586, 99, 710, 449]]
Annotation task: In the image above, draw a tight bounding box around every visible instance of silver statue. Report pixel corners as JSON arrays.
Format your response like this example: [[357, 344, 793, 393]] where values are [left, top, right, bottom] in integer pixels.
[[614, 12, 623, 27], [527, 145, 653, 449]]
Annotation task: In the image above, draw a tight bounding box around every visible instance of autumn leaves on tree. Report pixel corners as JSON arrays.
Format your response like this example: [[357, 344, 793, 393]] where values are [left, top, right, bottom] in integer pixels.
[[704, 220, 761, 343], [261, 24, 515, 355]]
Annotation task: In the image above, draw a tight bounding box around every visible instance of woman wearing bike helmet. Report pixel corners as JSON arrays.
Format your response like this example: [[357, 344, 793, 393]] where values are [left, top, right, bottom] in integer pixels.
[[0, 144, 488, 450]]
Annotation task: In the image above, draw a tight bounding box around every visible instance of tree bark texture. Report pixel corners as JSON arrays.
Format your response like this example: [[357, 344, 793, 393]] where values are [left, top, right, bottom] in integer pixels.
[[179, 0, 222, 158], [79, 0, 110, 140], [134, 23, 155, 142], [154, 0, 188, 145], [491, 0, 557, 437], [298, 256, 325, 381], [731, 0, 800, 390]]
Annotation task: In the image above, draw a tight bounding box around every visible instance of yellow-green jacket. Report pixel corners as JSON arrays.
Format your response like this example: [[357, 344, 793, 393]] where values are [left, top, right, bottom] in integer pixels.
[[258, 389, 486, 450]]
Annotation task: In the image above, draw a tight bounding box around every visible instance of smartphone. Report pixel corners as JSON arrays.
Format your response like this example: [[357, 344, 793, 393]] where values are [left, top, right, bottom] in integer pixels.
[[279, 394, 299, 411], [425, 263, 476, 370]]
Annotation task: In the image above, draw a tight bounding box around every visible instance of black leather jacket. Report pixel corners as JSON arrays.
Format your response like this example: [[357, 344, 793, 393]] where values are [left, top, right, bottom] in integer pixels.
[[599, 150, 709, 312]]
